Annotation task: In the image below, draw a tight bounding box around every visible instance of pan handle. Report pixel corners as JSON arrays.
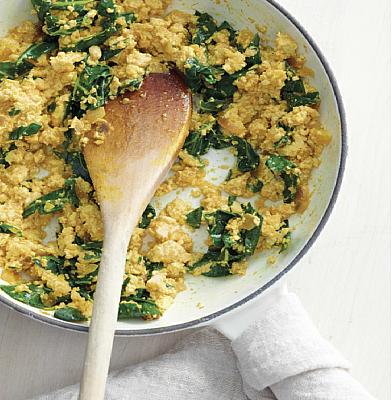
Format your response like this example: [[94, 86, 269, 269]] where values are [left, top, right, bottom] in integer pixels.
[[212, 280, 288, 340]]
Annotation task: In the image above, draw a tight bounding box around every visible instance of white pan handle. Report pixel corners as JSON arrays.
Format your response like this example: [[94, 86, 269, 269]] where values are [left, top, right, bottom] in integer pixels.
[[213, 280, 288, 340]]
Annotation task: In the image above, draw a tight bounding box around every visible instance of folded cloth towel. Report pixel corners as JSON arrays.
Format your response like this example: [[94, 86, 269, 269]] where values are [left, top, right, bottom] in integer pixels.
[[30, 292, 375, 400]]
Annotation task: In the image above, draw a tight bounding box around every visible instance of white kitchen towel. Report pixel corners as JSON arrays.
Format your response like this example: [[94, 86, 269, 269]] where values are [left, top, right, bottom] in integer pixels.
[[30, 293, 375, 400]]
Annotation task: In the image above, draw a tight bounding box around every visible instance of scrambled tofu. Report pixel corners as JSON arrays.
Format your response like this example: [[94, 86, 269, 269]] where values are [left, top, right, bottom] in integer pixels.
[[0, 0, 331, 322]]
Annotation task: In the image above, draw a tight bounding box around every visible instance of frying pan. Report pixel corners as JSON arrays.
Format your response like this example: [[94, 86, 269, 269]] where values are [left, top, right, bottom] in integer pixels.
[[0, 0, 347, 335]]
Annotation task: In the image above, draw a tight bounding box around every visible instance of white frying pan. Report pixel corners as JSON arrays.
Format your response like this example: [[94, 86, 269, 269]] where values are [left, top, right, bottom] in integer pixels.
[[0, 0, 347, 335]]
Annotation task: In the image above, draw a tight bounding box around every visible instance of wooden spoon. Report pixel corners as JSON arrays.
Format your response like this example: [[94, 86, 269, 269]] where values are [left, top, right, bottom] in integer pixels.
[[79, 71, 192, 400]]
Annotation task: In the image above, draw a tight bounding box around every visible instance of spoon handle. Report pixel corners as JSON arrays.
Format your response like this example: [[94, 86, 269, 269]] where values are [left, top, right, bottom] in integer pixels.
[[79, 220, 134, 400]]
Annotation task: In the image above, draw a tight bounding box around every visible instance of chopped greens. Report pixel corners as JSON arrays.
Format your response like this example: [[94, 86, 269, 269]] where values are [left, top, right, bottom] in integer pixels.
[[54, 307, 87, 322], [68, 64, 113, 118], [182, 123, 259, 173], [281, 62, 320, 110], [0, 39, 58, 80], [0, 223, 22, 236], [118, 299, 160, 319], [23, 178, 79, 218], [246, 177, 263, 193], [279, 219, 291, 252], [184, 58, 220, 92], [189, 203, 262, 277], [144, 258, 164, 279], [63, 151, 92, 183], [138, 204, 156, 229], [8, 108, 21, 116], [9, 123, 42, 140], [232, 137, 260, 172], [191, 11, 219, 45], [274, 122, 294, 148], [0, 284, 49, 308], [186, 206, 204, 228], [119, 289, 160, 319], [0, 144, 16, 168], [266, 154, 299, 203]]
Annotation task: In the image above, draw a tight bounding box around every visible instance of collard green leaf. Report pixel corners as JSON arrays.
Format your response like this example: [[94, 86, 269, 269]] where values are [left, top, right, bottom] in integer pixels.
[[183, 131, 210, 156], [47, 102, 57, 113], [184, 58, 220, 92], [266, 155, 298, 203], [217, 20, 237, 43], [281, 62, 320, 110], [9, 123, 42, 140], [245, 33, 261, 66], [0, 284, 48, 308], [199, 97, 229, 114], [279, 219, 291, 252], [0, 144, 16, 168], [266, 154, 295, 173], [118, 299, 160, 319], [192, 11, 218, 45], [8, 107, 21, 116], [64, 151, 91, 183], [186, 207, 204, 228], [54, 306, 87, 321], [274, 123, 293, 148], [0, 62, 17, 80], [23, 178, 79, 218], [0, 223, 22, 236], [0, 40, 58, 80], [285, 92, 320, 110], [232, 137, 260, 172], [144, 258, 164, 279], [138, 204, 156, 228], [68, 64, 113, 118], [34, 255, 66, 275], [189, 202, 262, 277], [246, 177, 263, 193]]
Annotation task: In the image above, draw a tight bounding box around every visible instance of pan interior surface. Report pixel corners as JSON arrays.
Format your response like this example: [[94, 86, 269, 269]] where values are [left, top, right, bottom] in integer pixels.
[[0, 0, 344, 334]]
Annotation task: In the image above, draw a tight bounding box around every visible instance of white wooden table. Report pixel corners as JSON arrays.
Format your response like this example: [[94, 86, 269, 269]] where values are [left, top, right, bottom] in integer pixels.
[[0, 0, 389, 399]]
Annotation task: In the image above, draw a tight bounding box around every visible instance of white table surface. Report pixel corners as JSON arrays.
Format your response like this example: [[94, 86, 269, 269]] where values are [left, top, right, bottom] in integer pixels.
[[0, 0, 390, 399]]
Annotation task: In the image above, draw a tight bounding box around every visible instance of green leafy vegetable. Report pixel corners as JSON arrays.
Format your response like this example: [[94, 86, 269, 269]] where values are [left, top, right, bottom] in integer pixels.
[[64, 151, 91, 183], [54, 306, 87, 322], [232, 137, 260, 172], [0, 39, 58, 80], [246, 177, 263, 193], [274, 123, 293, 148], [118, 300, 160, 319], [281, 62, 320, 110], [68, 64, 113, 118], [138, 204, 156, 228], [285, 92, 320, 110], [0, 223, 22, 236], [279, 219, 291, 252], [244, 33, 261, 66], [0, 144, 16, 168], [47, 102, 56, 113], [8, 107, 21, 116], [266, 154, 298, 203], [9, 123, 42, 140], [23, 178, 79, 218], [119, 288, 161, 319], [192, 11, 218, 44], [0, 284, 49, 308], [184, 58, 220, 92], [189, 203, 262, 277], [186, 207, 204, 228]]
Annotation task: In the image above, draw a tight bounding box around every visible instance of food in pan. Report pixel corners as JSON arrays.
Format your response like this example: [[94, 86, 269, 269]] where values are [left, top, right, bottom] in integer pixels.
[[0, 0, 331, 321]]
